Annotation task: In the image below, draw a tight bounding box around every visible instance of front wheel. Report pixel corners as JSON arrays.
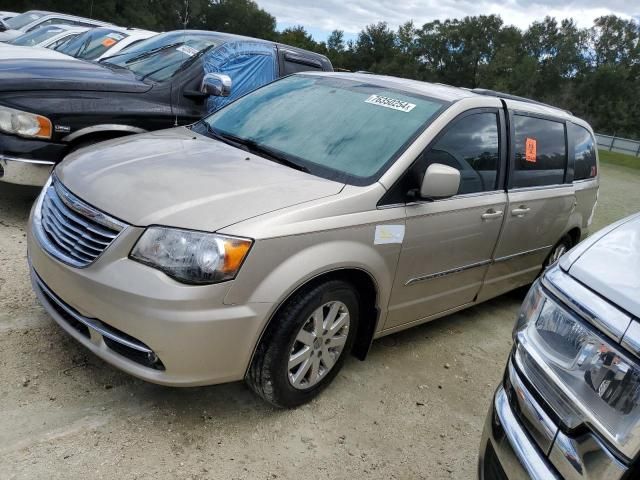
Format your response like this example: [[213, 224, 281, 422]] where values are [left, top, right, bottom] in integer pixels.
[[246, 280, 359, 408]]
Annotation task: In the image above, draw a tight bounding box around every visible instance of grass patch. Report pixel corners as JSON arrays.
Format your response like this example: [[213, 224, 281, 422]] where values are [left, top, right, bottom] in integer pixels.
[[599, 149, 640, 170]]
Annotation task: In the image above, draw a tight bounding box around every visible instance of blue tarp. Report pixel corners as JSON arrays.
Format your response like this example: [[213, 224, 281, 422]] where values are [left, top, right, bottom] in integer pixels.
[[203, 41, 277, 114]]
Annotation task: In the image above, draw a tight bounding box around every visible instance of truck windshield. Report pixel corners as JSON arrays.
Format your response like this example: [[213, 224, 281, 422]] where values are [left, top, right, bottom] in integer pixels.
[[201, 75, 447, 185], [57, 28, 128, 60], [6, 11, 45, 30], [101, 32, 217, 82]]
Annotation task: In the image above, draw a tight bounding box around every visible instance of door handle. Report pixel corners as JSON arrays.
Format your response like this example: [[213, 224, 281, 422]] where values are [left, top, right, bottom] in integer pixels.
[[481, 209, 504, 220], [511, 206, 531, 217]]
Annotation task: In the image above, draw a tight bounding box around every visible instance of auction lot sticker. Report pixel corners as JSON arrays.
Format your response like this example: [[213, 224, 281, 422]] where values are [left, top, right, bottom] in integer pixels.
[[365, 94, 416, 113]]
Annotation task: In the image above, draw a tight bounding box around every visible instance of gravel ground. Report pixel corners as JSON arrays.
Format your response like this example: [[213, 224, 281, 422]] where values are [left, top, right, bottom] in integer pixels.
[[1, 161, 639, 480]]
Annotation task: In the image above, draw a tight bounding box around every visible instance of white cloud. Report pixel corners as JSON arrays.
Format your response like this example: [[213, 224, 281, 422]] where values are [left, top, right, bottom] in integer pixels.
[[258, 0, 638, 37]]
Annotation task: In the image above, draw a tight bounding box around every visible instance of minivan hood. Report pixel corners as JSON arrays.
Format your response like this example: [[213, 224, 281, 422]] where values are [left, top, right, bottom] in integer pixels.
[[564, 213, 640, 318], [0, 57, 151, 93], [55, 127, 345, 232]]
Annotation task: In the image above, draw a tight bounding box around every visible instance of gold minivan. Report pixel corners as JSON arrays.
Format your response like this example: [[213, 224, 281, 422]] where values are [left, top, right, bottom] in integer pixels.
[[27, 72, 599, 407]]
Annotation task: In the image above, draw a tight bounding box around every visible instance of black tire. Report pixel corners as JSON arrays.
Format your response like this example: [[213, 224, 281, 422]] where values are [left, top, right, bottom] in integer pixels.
[[246, 279, 359, 408], [544, 234, 572, 270]]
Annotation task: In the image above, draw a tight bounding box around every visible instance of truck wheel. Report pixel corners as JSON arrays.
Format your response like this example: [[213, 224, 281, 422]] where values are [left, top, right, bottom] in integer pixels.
[[246, 280, 359, 408]]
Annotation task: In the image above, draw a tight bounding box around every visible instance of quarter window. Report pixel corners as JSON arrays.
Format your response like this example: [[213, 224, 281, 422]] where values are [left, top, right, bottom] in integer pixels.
[[570, 123, 597, 181], [512, 115, 566, 188], [420, 112, 500, 194]]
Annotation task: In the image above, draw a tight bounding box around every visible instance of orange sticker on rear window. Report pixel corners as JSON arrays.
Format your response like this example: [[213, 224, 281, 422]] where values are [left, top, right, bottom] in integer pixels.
[[525, 137, 537, 163], [102, 38, 117, 48]]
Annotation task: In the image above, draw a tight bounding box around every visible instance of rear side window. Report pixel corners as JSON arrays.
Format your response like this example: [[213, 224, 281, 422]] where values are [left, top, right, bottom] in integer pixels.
[[421, 112, 500, 194], [570, 123, 597, 181], [512, 115, 566, 188]]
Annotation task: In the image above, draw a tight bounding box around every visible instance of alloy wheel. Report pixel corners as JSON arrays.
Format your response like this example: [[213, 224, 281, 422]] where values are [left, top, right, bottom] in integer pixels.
[[288, 301, 350, 390]]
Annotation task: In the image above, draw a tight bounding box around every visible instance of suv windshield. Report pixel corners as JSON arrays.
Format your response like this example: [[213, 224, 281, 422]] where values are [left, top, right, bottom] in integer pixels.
[[200, 75, 447, 185], [9, 25, 65, 46], [6, 11, 45, 30], [102, 32, 217, 82], [57, 27, 128, 59]]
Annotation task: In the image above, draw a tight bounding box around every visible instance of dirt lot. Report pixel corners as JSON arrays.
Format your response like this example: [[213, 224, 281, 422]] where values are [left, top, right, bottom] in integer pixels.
[[2, 162, 639, 480]]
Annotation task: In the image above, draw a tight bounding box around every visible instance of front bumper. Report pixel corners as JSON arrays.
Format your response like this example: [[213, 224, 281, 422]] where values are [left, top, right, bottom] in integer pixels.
[[0, 132, 67, 186], [0, 155, 54, 186], [27, 210, 274, 387], [479, 386, 559, 480], [480, 361, 630, 479]]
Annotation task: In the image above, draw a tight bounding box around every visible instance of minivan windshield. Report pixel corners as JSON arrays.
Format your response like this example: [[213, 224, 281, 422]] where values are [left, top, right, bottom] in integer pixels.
[[6, 11, 45, 30], [56, 27, 128, 59], [9, 25, 65, 46], [101, 32, 217, 82], [200, 75, 447, 184]]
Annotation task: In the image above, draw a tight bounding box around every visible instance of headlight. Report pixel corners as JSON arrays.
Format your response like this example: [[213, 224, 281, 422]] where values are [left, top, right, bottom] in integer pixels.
[[0, 105, 52, 139], [514, 279, 640, 458], [130, 227, 252, 285]]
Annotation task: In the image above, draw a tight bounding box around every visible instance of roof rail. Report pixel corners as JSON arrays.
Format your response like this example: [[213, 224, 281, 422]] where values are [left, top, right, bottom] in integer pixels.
[[471, 88, 572, 115]]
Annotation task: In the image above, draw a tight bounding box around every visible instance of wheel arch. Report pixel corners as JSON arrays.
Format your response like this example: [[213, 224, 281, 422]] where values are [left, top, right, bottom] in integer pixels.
[[63, 124, 147, 146], [566, 226, 581, 247], [244, 266, 381, 378]]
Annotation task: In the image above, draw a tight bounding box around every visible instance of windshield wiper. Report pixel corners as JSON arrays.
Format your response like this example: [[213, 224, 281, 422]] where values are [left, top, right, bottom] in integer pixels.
[[124, 42, 182, 64], [206, 126, 310, 173]]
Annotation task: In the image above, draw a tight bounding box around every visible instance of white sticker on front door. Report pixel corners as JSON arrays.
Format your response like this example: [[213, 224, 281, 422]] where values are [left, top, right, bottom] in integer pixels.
[[374, 225, 405, 245]]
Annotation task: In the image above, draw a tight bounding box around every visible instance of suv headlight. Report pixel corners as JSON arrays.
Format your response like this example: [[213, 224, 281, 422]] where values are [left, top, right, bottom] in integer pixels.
[[513, 277, 640, 459], [130, 227, 252, 285], [0, 105, 52, 139]]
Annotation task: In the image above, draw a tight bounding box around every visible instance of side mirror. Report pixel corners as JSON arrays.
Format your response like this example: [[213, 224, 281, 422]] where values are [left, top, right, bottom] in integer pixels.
[[200, 73, 232, 97], [0, 21, 6, 32], [420, 163, 460, 199]]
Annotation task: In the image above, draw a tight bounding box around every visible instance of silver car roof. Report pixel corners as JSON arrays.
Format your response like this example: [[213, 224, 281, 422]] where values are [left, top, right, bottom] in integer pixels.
[[299, 71, 585, 125]]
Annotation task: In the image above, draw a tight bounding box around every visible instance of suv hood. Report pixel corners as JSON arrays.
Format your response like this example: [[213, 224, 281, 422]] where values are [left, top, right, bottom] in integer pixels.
[[0, 56, 151, 93], [55, 127, 345, 232], [562, 213, 640, 318]]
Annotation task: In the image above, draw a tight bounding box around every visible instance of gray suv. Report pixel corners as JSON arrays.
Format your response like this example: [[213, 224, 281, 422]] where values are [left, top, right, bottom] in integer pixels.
[[480, 213, 640, 478], [27, 72, 599, 407]]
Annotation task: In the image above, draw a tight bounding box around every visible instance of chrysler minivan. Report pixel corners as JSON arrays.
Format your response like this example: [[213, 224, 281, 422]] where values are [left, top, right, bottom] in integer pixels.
[[27, 72, 599, 407]]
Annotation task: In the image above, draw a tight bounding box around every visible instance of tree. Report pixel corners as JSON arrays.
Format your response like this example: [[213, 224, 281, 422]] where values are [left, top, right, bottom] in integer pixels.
[[278, 25, 318, 52]]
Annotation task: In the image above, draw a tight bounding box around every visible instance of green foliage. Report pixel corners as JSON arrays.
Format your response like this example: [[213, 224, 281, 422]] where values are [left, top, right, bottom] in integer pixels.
[[3, 1, 639, 138]]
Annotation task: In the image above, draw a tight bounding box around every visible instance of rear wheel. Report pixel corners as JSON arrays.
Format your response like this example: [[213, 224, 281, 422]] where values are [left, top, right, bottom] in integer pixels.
[[544, 235, 572, 270], [246, 280, 359, 408]]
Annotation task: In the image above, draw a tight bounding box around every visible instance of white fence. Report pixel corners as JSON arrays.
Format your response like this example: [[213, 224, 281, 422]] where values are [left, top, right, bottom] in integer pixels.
[[596, 134, 640, 158]]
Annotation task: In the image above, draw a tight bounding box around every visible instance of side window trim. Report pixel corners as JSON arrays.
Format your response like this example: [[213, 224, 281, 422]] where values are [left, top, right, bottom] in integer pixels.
[[568, 122, 598, 183], [378, 106, 504, 207], [507, 110, 569, 190], [283, 52, 323, 69]]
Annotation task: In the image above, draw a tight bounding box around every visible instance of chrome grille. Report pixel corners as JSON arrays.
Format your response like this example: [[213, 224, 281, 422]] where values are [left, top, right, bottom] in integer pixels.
[[35, 177, 126, 267]]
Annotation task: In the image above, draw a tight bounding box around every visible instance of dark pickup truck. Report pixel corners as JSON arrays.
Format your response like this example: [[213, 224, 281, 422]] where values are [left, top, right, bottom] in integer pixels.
[[0, 30, 332, 186]]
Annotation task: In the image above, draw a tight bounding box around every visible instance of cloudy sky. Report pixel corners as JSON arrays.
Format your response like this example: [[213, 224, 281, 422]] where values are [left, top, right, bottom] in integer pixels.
[[259, 0, 639, 41]]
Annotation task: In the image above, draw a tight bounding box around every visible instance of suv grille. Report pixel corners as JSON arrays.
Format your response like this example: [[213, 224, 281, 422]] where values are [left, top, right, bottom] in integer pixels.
[[36, 177, 126, 267]]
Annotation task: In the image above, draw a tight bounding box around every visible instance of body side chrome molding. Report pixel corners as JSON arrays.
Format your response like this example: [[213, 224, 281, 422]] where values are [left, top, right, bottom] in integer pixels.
[[405, 259, 491, 286], [494, 244, 553, 263], [406, 245, 552, 286], [62, 124, 146, 143]]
